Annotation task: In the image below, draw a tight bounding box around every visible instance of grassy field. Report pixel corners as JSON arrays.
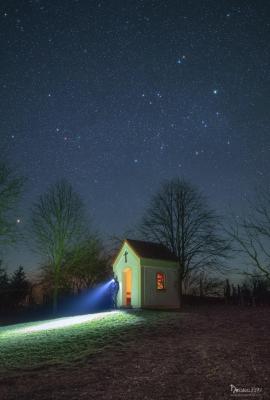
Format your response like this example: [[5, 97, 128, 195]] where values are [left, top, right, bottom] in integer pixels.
[[1, 306, 270, 400], [0, 309, 168, 372]]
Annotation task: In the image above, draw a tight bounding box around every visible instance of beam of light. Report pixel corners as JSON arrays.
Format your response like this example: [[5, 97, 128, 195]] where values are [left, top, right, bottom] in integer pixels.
[[73, 278, 114, 310], [60, 278, 115, 315], [89, 278, 114, 302], [16, 310, 121, 334]]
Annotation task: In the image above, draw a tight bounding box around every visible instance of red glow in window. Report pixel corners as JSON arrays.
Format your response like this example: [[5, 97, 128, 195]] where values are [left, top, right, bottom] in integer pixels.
[[156, 272, 166, 290]]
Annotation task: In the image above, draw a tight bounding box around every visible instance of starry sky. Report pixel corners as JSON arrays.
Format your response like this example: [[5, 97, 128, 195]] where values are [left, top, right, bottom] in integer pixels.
[[1, 0, 270, 273]]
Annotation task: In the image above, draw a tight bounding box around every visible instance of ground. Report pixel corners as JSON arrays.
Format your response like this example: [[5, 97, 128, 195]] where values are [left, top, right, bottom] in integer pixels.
[[0, 306, 269, 400]]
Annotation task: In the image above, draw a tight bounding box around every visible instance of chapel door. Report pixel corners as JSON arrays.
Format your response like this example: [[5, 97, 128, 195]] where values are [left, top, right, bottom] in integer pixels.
[[123, 268, 132, 306]]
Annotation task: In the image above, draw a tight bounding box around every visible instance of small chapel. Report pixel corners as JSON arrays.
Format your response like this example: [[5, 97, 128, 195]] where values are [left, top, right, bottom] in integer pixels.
[[113, 239, 180, 309]]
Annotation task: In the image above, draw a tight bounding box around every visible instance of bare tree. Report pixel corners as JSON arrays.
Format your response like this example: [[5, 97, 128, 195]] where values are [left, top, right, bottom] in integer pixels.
[[0, 161, 24, 247], [229, 188, 270, 281], [31, 180, 87, 312], [140, 178, 229, 305]]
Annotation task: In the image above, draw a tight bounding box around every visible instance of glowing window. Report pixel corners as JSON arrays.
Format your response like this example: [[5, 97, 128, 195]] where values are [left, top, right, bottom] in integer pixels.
[[156, 272, 166, 290]]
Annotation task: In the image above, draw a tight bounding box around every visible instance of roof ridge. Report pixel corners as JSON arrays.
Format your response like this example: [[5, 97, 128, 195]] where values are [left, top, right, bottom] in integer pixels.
[[124, 238, 178, 262], [126, 238, 166, 246]]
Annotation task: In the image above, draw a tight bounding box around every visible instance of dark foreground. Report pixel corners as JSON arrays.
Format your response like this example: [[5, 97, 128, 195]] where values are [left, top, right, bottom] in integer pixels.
[[1, 306, 269, 400]]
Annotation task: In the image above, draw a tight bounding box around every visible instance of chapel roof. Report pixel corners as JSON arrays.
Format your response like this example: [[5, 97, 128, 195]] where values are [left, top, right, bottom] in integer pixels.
[[125, 238, 178, 262]]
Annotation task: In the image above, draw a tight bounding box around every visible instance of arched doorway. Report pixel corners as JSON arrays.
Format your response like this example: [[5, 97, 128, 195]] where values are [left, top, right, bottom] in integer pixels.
[[122, 267, 132, 306]]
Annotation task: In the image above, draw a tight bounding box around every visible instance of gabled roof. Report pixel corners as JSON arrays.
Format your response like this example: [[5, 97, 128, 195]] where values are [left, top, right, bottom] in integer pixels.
[[125, 239, 178, 262]]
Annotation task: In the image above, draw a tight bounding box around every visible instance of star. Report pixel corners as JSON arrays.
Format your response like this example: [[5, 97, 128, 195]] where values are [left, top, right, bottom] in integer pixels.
[[160, 143, 165, 151], [177, 55, 186, 64], [201, 120, 208, 128], [213, 89, 218, 95]]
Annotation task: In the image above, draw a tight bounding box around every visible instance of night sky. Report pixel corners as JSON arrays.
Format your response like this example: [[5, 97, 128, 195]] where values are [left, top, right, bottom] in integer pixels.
[[1, 0, 270, 273]]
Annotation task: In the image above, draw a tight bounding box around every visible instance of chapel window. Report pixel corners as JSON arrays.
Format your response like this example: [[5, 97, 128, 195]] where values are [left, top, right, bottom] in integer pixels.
[[156, 272, 166, 290]]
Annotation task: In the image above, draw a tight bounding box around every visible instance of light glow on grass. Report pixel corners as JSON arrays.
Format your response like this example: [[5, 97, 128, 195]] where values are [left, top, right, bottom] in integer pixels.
[[5, 311, 121, 335], [20, 311, 120, 333]]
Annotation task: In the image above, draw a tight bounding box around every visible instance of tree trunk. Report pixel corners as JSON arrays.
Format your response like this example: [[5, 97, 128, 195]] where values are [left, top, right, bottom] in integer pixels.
[[199, 276, 203, 297], [53, 264, 60, 314], [53, 285, 58, 314], [178, 268, 183, 309]]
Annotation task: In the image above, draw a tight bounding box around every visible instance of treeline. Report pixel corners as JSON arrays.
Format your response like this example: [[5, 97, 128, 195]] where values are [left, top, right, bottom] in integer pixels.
[[224, 278, 270, 306], [0, 263, 29, 310]]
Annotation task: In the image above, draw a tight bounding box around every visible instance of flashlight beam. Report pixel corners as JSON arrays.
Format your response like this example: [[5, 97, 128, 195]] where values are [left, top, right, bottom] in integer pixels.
[[16, 311, 120, 334]]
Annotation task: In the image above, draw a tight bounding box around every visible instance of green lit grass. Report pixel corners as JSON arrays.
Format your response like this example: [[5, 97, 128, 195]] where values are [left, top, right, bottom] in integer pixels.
[[0, 310, 172, 373]]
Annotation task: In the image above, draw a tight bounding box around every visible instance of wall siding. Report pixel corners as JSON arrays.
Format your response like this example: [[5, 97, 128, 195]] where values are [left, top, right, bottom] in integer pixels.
[[143, 265, 179, 308]]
